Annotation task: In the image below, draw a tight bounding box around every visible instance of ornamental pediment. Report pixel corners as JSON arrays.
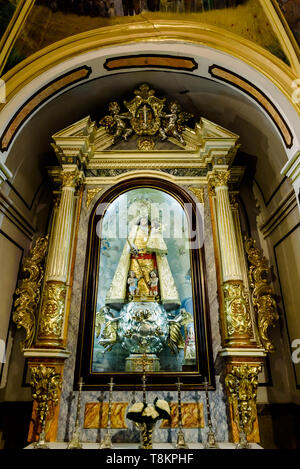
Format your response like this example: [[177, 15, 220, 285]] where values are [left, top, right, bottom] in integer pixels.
[[51, 84, 239, 171]]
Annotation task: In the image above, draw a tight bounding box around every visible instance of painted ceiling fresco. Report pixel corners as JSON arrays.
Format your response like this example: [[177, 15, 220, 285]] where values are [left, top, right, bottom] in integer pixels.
[[1, 0, 291, 73]]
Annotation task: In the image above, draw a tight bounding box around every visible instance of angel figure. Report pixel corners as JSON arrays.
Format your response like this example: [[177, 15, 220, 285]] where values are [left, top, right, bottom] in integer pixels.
[[95, 306, 119, 353], [159, 102, 192, 146], [148, 270, 159, 297], [99, 101, 133, 142], [167, 308, 193, 355]]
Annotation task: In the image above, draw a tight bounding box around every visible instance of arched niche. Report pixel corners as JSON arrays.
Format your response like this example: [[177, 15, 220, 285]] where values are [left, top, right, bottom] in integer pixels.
[[75, 177, 214, 390]]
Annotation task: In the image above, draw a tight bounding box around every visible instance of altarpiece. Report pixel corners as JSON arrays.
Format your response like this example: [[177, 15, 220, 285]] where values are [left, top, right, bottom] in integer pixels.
[[13, 84, 273, 446]]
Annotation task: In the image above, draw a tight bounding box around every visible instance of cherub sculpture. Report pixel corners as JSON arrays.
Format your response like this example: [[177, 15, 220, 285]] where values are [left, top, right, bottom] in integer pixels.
[[95, 306, 119, 353], [167, 308, 193, 355], [127, 270, 141, 298], [99, 101, 133, 142], [159, 102, 192, 146]]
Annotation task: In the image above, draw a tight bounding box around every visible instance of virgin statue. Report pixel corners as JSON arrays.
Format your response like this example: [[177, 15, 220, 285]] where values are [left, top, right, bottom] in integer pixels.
[[105, 203, 180, 311]]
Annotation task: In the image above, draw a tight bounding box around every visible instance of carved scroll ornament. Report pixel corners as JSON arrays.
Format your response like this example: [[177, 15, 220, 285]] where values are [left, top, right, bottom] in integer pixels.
[[244, 237, 279, 353], [12, 236, 48, 349]]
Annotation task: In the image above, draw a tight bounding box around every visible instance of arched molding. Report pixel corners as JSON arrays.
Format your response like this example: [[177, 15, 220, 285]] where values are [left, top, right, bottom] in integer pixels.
[[0, 21, 299, 164]]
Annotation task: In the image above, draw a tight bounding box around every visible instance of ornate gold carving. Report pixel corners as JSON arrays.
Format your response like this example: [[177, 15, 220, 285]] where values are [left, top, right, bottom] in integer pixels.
[[207, 182, 215, 197], [137, 137, 155, 151], [244, 237, 279, 353], [38, 282, 66, 338], [30, 364, 62, 424], [209, 170, 230, 188], [12, 236, 48, 350], [86, 187, 104, 208], [188, 187, 204, 204], [125, 83, 166, 136], [99, 83, 192, 147], [225, 364, 262, 436], [61, 169, 82, 188], [223, 282, 252, 337]]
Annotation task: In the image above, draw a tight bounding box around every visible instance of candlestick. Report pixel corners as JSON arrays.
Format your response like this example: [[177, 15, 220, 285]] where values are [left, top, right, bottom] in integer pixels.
[[99, 377, 114, 449], [141, 353, 147, 404], [175, 378, 188, 449], [203, 377, 219, 449], [67, 377, 83, 449]]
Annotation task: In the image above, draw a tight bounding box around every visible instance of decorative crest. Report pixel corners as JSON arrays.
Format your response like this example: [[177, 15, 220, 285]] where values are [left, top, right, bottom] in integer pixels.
[[99, 83, 193, 147]]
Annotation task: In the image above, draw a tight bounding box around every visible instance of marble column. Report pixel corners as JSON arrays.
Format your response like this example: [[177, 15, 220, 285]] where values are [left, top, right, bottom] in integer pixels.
[[36, 167, 83, 348], [209, 170, 253, 348]]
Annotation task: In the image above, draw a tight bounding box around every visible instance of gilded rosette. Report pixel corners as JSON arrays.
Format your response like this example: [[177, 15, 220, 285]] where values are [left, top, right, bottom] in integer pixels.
[[209, 170, 231, 189], [12, 236, 48, 350], [245, 237, 279, 353], [61, 168, 83, 189]]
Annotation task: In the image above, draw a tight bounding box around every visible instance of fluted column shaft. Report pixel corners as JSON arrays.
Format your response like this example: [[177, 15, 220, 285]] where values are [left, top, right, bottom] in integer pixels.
[[230, 195, 258, 346], [47, 185, 75, 282], [36, 168, 82, 348], [215, 179, 242, 282], [210, 170, 253, 347]]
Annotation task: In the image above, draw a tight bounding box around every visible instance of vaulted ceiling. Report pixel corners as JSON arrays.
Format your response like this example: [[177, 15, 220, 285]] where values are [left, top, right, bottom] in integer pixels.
[[4, 70, 291, 210]]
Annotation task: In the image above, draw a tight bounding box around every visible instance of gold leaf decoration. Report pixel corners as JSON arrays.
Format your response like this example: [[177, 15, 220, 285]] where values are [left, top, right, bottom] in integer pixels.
[[13, 236, 48, 350], [244, 237, 279, 353], [225, 364, 262, 436]]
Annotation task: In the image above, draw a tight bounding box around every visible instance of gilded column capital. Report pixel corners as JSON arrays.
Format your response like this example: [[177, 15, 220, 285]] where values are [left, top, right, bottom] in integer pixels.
[[61, 168, 84, 189], [12, 236, 48, 350], [209, 170, 231, 189], [244, 237, 279, 353], [225, 363, 262, 437]]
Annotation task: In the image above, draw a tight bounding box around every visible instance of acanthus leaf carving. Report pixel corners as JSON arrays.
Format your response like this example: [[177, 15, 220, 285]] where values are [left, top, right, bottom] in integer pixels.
[[244, 237, 279, 353], [12, 236, 49, 350]]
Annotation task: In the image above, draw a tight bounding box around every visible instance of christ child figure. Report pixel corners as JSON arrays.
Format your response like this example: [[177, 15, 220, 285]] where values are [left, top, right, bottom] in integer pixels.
[[148, 270, 159, 297], [127, 270, 139, 297]]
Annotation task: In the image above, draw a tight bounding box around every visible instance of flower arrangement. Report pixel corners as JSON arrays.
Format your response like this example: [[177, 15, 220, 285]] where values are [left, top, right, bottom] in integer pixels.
[[127, 398, 171, 449], [127, 398, 171, 425]]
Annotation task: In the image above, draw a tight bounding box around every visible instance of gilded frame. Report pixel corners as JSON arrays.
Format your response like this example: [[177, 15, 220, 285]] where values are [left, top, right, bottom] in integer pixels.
[[75, 177, 215, 391]]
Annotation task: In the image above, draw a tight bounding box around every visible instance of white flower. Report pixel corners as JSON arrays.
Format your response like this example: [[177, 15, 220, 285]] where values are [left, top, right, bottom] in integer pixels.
[[128, 402, 144, 413], [142, 405, 159, 420], [155, 399, 170, 415]]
